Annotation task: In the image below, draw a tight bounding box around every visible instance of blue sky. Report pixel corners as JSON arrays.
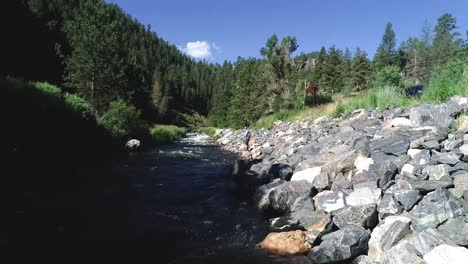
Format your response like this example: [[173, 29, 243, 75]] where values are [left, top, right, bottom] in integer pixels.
[[106, 0, 468, 63]]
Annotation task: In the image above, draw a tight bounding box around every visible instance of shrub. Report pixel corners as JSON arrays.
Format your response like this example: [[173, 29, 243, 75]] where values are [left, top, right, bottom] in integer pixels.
[[34, 82, 61, 97], [196, 127, 217, 137], [64, 93, 95, 120], [98, 99, 147, 140], [150, 125, 187, 145], [331, 103, 346, 118], [372, 65, 403, 90], [422, 59, 466, 102]]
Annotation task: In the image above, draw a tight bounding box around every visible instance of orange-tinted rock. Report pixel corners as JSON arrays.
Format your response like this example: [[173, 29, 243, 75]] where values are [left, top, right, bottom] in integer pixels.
[[260, 230, 311, 256]]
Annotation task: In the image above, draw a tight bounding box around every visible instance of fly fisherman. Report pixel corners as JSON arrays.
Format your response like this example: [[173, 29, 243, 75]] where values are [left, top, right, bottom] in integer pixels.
[[243, 125, 251, 149]]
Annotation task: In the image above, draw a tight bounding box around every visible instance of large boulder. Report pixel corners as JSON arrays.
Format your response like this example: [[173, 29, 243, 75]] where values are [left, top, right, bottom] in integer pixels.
[[268, 163, 293, 180], [410, 180, 454, 192], [437, 216, 468, 246], [384, 179, 420, 210], [290, 167, 321, 183], [380, 237, 424, 264], [368, 215, 411, 263], [269, 180, 314, 213], [411, 228, 458, 255], [301, 210, 333, 245], [410, 188, 463, 230], [308, 226, 370, 264], [370, 137, 410, 156], [410, 102, 460, 128], [423, 244, 468, 264], [261, 230, 311, 256], [253, 180, 285, 211], [333, 204, 378, 230], [423, 164, 451, 180], [377, 193, 402, 219]]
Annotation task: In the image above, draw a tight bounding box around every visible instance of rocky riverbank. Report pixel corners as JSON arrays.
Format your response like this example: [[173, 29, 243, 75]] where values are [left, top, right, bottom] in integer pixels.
[[216, 96, 468, 264]]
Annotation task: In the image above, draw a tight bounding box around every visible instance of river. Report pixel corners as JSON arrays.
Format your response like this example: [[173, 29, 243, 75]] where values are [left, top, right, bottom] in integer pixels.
[[6, 133, 308, 263]]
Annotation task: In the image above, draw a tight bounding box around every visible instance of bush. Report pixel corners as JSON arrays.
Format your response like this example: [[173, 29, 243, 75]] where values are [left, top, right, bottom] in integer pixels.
[[372, 65, 403, 90], [196, 127, 218, 136], [34, 82, 61, 97], [422, 60, 466, 102], [98, 99, 148, 140], [64, 93, 95, 120], [150, 125, 187, 145]]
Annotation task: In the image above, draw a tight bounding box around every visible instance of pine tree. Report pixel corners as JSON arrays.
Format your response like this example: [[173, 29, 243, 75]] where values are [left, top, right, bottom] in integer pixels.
[[351, 48, 372, 91], [374, 22, 397, 69], [321, 46, 343, 94], [340, 48, 353, 93], [311, 47, 327, 85], [431, 13, 460, 67]]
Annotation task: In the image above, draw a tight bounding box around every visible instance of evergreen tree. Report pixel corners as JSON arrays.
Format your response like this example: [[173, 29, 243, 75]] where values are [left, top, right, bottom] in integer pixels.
[[351, 48, 372, 91], [374, 22, 397, 69], [321, 46, 343, 94], [340, 48, 353, 93], [64, 0, 127, 112], [431, 13, 461, 67], [311, 47, 327, 85]]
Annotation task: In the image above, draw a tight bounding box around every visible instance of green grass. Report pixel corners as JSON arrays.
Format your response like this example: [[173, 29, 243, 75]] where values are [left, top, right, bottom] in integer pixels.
[[195, 127, 218, 136], [150, 125, 187, 145]]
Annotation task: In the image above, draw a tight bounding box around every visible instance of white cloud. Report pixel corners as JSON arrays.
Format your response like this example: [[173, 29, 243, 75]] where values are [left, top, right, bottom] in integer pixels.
[[181, 41, 213, 59]]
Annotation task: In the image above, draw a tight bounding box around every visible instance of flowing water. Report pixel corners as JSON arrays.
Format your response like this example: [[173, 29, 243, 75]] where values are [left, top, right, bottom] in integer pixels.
[[6, 133, 308, 263]]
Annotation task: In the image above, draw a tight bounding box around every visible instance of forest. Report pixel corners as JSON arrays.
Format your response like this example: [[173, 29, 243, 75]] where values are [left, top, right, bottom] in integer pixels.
[[2, 0, 468, 134]]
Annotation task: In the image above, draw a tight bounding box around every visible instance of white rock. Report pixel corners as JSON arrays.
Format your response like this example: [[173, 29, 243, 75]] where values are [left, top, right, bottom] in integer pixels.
[[313, 190, 346, 213], [346, 187, 381, 207], [460, 144, 468, 156], [424, 244, 468, 264], [313, 116, 330, 125], [291, 167, 321, 183], [401, 164, 415, 176], [125, 139, 141, 151], [354, 156, 375, 174], [390, 117, 413, 127]]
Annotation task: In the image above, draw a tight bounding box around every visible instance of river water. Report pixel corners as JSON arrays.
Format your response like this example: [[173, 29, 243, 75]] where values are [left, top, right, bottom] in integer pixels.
[[6, 133, 314, 263]]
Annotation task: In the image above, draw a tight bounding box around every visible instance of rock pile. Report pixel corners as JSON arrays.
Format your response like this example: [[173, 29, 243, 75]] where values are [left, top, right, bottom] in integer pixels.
[[217, 96, 468, 263]]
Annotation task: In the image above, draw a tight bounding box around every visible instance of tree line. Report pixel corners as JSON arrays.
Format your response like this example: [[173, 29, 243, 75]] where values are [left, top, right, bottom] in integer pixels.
[[2, 1, 467, 130]]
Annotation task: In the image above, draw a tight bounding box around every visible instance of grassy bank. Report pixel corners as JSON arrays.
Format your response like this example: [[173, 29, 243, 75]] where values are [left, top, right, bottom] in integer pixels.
[[150, 125, 188, 145]]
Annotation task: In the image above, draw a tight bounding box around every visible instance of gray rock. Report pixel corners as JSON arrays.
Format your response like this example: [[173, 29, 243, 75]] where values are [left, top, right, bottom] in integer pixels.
[[301, 210, 333, 244], [380, 237, 425, 264], [423, 164, 451, 180], [444, 139, 463, 151], [437, 216, 468, 246], [454, 173, 468, 198], [411, 228, 458, 255], [408, 149, 431, 165], [331, 172, 352, 192], [269, 180, 314, 213], [435, 152, 460, 165], [410, 188, 464, 230], [253, 180, 285, 211], [410, 103, 459, 128], [368, 215, 412, 263], [312, 170, 331, 190], [370, 137, 410, 156], [268, 163, 293, 180], [378, 160, 398, 188], [313, 190, 346, 213], [385, 179, 421, 210], [378, 193, 403, 219], [423, 140, 441, 150], [410, 180, 454, 192], [333, 204, 378, 229], [308, 226, 370, 264]]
